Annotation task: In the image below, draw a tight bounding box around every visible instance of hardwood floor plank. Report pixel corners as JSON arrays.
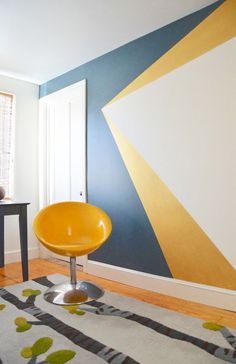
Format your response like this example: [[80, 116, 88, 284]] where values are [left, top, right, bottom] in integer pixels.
[[0, 273, 18, 287], [0, 258, 235, 329]]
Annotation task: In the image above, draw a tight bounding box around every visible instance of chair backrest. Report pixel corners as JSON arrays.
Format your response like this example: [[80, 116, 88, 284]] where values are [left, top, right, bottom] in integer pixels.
[[33, 202, 112, 255]]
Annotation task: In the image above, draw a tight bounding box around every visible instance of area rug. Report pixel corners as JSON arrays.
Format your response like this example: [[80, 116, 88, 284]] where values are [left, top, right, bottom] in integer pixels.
[[0, 275, 235, 364]]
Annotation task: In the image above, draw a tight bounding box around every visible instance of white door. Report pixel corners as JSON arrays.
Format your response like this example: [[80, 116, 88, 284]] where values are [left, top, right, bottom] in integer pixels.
[[39, 80, 87, 269]]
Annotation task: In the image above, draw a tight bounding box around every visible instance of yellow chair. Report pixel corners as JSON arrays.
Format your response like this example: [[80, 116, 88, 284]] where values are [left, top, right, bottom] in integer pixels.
[[33, 201, 112, 305]]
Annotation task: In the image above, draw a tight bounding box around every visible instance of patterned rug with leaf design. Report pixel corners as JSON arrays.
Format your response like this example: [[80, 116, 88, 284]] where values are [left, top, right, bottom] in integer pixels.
[[0, 274, 235, 364]]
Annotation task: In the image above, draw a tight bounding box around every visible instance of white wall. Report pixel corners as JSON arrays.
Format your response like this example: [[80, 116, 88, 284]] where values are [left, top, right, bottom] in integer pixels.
[[0, 74, 39, 263]]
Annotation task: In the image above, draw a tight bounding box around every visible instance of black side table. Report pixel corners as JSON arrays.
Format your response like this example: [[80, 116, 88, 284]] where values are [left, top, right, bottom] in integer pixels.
[[0, 201, 30, 281]]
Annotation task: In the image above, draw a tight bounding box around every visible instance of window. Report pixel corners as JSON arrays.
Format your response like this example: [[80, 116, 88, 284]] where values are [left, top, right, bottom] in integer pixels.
[[0, 92, 14, 197]]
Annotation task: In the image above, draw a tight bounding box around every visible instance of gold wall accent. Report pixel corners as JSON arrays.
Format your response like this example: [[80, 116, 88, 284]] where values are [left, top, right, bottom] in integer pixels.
[[105, 116, 236, 290], [109, 0, 236, 105]]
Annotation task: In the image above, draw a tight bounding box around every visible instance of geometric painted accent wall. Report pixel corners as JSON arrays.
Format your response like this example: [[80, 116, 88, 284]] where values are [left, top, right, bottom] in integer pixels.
[[40, 0, 236, 290], [103, 0, 236, 290]]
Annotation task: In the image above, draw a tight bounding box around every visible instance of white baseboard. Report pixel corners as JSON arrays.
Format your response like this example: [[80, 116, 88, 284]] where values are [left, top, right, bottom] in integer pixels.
[[39, 245, 51, 259], [87, 260, 236, 311], [5, 247, 40, 264], [38, 248, 88, 270]]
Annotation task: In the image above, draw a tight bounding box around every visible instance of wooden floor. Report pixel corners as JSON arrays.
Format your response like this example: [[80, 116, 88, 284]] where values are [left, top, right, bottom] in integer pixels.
[[1, 258, 236, 329]]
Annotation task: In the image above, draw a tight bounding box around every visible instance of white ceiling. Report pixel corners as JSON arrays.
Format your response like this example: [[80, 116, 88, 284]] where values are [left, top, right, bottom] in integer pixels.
[[0, 0, 218, 84]]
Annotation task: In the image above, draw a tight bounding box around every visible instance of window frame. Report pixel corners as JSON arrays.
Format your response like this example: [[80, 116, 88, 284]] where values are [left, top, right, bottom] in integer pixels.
[[0, 91, 15, 198]]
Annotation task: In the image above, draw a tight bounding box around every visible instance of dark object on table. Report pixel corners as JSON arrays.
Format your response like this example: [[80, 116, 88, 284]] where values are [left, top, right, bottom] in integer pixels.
[[0, 186, 5, 200]]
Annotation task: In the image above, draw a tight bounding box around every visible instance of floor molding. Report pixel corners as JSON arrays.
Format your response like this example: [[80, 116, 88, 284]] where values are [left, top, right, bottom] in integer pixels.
[[5, 247, 39, 264], [87, 260, 236, 311]]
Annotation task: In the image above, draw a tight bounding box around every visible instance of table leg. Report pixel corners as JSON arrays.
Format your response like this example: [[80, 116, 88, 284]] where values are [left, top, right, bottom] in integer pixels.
[[19, 206, 28, 281], [0, 216, 4, 267]]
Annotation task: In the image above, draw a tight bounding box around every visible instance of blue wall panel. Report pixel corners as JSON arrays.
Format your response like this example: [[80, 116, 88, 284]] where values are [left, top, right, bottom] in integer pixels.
[[40, 1, 223, 276]]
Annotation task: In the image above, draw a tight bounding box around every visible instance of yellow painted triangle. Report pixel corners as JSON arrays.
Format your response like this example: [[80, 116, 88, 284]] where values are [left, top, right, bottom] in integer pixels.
[[105, 114, 236, 290], [109, 0, 236, 105]]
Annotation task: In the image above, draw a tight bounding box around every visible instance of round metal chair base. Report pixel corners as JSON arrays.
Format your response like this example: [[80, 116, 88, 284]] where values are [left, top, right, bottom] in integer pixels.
[[43, 281, 104, 305]]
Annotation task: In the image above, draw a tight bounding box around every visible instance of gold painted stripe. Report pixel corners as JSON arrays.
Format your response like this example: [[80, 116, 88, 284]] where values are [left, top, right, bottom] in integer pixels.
[[109, 0, 236, 105], [102, 1, 236, 288], [105, 115, 236, 290]]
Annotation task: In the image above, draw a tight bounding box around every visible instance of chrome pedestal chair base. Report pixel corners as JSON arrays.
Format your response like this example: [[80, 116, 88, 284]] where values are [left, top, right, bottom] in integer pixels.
[[44, 281, 104, 305], [44, 257, 104, 305]]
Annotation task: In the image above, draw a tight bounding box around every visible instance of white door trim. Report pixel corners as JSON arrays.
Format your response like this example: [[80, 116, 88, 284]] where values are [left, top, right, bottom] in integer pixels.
[[38, 80, 87, 269]]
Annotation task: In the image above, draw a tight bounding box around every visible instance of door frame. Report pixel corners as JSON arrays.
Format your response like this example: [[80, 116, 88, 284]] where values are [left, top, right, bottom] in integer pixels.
[[38, 80, 87, 270]]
